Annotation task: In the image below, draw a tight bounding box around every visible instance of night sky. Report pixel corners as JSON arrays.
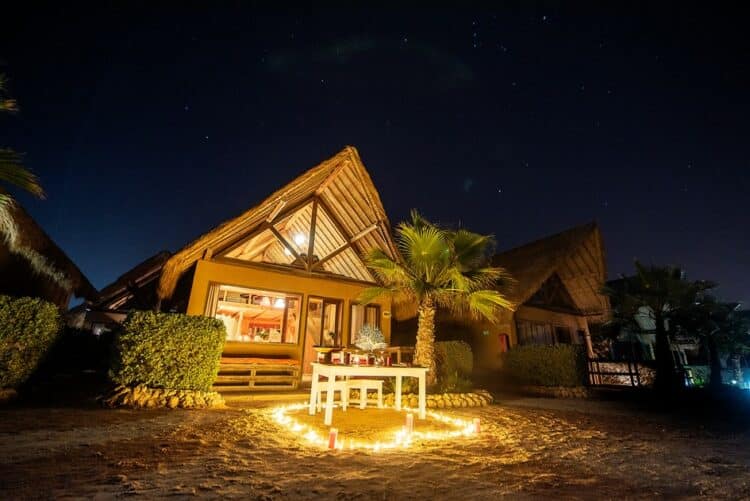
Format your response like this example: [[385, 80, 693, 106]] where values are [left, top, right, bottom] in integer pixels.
[[1, 4, 748, 305]]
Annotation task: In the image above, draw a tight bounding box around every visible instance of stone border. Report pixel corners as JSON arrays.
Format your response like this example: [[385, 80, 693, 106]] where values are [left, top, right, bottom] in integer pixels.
[[100, 384, 225, 409], [0, 388, 18, 404], [379, 389, 494, 409], [520, 385, 591, 399]]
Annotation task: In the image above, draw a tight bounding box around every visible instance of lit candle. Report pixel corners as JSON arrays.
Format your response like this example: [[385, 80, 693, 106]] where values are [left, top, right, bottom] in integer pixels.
[[406, 413, 414, 434], [473, 418, 480, 434], [328, 428, 338, 449]]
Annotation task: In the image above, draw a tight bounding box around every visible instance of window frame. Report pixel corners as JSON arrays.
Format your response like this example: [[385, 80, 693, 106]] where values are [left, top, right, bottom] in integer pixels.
[[205, 281, 304, 345]]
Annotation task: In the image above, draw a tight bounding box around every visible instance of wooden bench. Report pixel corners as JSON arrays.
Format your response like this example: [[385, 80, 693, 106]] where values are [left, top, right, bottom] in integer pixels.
[[213, 357, 300, 392]]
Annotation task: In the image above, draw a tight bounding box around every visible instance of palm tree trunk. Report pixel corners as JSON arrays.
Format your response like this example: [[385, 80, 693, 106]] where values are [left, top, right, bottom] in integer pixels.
[[414, 298, 437, 385], [653, 313, 677, 393]]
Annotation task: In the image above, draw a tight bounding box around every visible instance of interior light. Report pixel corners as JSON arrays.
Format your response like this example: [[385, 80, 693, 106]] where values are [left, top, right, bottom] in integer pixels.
[[274, 298, 286, 309], [260, 296, 272, 307], [293, 233, 307, 246]]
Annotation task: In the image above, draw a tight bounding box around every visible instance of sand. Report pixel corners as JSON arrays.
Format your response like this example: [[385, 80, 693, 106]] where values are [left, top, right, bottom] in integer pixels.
[[1, 396, 750, 499]]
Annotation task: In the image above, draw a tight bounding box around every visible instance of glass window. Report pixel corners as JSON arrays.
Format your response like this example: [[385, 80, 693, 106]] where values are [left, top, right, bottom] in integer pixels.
[[516, 321, 554, 346], [208, 284, 301, 344], [350, 303, 380, 345]]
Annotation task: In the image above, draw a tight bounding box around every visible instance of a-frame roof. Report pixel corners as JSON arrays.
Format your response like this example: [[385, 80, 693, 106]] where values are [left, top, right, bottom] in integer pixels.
[[157, 146, 398, 300], [492, 222, 610, 318]]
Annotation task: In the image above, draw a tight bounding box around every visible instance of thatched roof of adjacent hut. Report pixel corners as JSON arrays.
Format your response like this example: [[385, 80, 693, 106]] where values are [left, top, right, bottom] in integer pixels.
[[492, 222, 609, 318], [0, 193, 97, 301], [157, 146, 398, 300], [392, 222, 609, 322], [96, 250, 171, 309]]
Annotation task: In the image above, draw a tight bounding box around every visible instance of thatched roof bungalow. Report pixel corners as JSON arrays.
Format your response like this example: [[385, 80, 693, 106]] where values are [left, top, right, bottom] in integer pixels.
[[0, 196, 97, 308], [94, 147, 399, 385], [394, 222, 610, 370]]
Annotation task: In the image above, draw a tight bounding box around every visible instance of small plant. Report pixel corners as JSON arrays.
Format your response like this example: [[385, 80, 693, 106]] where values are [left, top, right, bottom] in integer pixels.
[[434, 341, 474, 392], [437, 371, 474, 393], [355, 324, 386, 352]]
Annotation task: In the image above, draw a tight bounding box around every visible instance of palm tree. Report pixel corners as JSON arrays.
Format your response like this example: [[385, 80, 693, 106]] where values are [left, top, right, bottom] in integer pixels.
[[0, 73, 45, 209], [675, 298, 750, 390], [604, 262, 713, 393], [359, 210, 514, 385]]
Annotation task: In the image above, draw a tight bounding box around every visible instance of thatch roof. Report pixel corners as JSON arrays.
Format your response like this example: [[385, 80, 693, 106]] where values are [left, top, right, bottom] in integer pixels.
[[157, 146, 398, 300], [0, 194, 97, 301], [492, 222, 609, 317], [96, 250, 171, 309]]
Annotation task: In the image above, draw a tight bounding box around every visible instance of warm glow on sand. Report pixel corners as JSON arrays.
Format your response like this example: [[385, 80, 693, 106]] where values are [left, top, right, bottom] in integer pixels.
[[270, 403, 479, 451]]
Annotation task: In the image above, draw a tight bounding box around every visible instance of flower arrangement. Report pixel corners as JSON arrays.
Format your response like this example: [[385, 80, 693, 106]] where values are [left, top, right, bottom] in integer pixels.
[[355, 324, 387, 352]]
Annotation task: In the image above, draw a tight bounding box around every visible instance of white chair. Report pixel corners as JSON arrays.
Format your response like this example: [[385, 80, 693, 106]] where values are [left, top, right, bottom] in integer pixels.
[[316, 379, 349, 412], [347, 379, 384, 409]]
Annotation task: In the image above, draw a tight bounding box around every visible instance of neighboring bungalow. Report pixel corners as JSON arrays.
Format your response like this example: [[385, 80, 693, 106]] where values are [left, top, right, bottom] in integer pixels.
[[0, 196, 97, 308], [68, 250, 172, 333], [403, 223, 610, 371]]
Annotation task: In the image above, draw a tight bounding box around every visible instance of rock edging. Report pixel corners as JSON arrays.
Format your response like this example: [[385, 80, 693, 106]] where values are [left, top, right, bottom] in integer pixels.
[[520, 385, 590, 399], [0, 388, 18, 404], [379, 389, 494, 409], [100, 384, 225, 409]]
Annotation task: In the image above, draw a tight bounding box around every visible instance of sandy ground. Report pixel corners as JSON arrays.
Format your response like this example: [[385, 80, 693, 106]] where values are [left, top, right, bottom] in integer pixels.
[[1, 395, 750, 500]]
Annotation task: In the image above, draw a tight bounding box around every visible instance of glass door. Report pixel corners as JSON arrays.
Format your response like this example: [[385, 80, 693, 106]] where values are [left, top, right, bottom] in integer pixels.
[[302, 297, 342, 374]]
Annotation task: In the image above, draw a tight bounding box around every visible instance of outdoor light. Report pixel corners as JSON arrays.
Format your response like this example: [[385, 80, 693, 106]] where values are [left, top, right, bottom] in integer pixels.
[[270, 404, 479, 452]]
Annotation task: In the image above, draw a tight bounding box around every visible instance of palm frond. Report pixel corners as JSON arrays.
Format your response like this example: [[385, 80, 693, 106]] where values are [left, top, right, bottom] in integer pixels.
[[449, 228, 494, 267], [0, 149, 45, 199], [0, 74, 18, 114]]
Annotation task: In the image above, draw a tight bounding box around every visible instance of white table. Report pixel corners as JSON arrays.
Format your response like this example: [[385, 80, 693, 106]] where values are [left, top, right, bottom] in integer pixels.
[[309, 362, 428, 426]]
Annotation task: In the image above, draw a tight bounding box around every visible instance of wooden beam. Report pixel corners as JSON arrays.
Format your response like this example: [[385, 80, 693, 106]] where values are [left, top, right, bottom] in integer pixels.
[[306, 198, 319, 271], [269, 226, 300, 260], [266, 199, 287, 223], [214, 196, 314, 257], [350, 223, 379, 243], [311, 242, 352, 270], [315, 160, 348, 195]]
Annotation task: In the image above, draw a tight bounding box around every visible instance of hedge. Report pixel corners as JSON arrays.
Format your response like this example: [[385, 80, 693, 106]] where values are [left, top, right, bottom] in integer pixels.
[[435, 340, 474, 392], [110, 311, 226, 392], [501, 344, 587, 387], [0, 295, 61, 388]]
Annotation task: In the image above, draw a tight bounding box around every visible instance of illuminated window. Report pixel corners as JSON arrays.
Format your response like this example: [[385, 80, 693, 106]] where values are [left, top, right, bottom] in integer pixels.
[[207, 284, 301, 344]]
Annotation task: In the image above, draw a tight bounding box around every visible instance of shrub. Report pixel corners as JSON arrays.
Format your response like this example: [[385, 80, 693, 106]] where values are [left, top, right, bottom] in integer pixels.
[[0, 295, 61, 388], [435, 340, 474, 392], [110, 311, 226, 392], [502, 344, 587, 387]]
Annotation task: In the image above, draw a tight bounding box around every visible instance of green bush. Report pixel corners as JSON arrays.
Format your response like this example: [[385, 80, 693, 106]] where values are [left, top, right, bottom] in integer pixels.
[[502, 344, 587, 387], [435, 340, 474, 392], [111, 311, 226, 392], [0, 295, 61, 388]]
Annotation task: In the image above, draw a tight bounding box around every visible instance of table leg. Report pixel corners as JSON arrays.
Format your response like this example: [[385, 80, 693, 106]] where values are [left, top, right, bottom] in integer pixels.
[[418, 373, 426, 419], [308, 367, 319, 415], [395, 375, 402, 411], [324, 374, 335, 426]]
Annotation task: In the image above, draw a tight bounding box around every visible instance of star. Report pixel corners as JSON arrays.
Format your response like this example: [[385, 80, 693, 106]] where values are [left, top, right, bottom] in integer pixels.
[[183, 105, 190, 111]]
